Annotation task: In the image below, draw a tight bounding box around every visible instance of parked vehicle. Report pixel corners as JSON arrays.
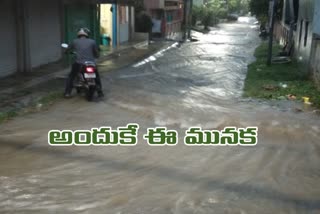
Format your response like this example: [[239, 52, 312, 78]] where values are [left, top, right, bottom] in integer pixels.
[[227, 13, 239, 21], [259, 25, 269, 39]]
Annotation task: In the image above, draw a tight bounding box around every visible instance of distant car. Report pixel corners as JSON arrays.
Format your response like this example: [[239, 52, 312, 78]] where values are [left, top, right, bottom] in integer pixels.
[[227, 14, 239, 21], [254, 21, 260, 25]]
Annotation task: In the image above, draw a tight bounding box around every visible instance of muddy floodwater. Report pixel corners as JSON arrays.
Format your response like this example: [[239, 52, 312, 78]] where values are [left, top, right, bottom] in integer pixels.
[[0, 17, 320, 214]]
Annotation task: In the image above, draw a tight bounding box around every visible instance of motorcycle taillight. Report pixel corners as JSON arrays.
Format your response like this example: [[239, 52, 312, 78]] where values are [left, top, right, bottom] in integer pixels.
[[86, 67, 95, 73]]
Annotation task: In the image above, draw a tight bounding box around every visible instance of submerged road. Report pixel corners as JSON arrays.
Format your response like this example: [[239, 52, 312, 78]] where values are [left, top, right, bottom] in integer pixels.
[[0, 17, 320, 214]]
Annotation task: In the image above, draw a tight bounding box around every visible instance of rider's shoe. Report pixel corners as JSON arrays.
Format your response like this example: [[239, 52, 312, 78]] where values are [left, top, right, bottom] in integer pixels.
[[64, 93, 72, 98], [97, 91, 104, 98]]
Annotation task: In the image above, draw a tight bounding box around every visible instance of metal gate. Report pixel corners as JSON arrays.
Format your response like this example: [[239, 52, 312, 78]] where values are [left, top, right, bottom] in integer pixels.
[[64, 3, 100, 64], [64, 4, 100, 44], [28, 0, 62, 68], [0, 0, 17, 77]]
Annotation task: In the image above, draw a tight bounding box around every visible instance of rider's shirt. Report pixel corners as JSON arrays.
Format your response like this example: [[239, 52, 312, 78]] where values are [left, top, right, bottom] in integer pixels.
[[69, 38, 99, 64]]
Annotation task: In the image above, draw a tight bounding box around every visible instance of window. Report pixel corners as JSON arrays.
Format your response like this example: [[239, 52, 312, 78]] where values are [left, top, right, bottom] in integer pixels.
[[299, 20, 303, 46], [293, 0, 299, 23], [304, 21, 309, 47]]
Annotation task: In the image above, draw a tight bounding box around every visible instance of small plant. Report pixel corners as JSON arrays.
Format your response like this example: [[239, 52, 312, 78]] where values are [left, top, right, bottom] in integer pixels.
[[244, 42, 320, 107], [192, 5, 203, 26], [0, 110, 18, 123], [201, 7, 215, 30]]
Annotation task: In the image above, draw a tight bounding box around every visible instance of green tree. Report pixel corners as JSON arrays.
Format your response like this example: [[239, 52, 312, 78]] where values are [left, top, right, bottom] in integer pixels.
[[249, 0, 269, 22], [192, 5, 203, 26], [228, 0, 242, 13], [249, 0, 283, 25], [228, 0, 250, 15], [128, 0, 145, 14], [192, 0, 251, 30], [201, 7, 215, 30]]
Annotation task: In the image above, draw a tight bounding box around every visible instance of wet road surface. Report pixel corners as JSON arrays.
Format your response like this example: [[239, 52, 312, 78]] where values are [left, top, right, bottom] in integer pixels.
[[0, 17, 320, 213]]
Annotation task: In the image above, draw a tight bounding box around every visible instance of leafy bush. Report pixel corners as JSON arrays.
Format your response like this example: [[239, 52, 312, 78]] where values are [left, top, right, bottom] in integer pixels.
[[192, 5, 203, 26], [201, 7, 215, 30]]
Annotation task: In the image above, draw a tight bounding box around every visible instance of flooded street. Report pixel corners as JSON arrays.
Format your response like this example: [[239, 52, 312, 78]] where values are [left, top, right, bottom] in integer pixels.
[[0, 18, 320, 213]]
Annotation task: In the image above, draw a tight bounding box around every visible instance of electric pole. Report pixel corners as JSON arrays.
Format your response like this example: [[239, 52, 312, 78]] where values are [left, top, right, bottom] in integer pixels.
[[183, 0, 188, 40], [187, 0, 193, 39], [267, 0, 278, 66]]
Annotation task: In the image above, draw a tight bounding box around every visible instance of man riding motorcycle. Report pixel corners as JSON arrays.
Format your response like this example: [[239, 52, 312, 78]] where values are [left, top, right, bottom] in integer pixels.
[[64, 28, 104, 98]]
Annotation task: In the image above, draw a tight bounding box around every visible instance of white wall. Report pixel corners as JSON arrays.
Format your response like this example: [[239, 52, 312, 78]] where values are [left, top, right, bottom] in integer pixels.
[[310, 1, 320, 85], [119, 6, 129, 43], [120, 23, 129, 43], [101, 4, 113, 41], [313, 1, 320, 35], [294, 0, 315, 64]]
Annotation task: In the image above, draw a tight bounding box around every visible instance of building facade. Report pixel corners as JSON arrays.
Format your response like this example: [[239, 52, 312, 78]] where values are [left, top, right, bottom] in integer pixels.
[[144, 0, 184, 38], [0, 0, 63, 77], [293, 0, 320, 85], [274, 0, 320, 85], [294, 0, 314, 64], [274, 0, 299, 48], [307, 0, 320, 85], [100, 3, 135, 47], [0, 0, 136, 78]]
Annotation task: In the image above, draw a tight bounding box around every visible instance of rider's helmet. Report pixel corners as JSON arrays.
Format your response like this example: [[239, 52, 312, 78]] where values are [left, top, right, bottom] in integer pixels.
[[77, 28, 90, 38]]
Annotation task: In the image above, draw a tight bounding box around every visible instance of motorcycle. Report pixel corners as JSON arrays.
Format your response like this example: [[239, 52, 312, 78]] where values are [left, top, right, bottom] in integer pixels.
[[259, 25, 269, 39], [61, 43, 98, 102]]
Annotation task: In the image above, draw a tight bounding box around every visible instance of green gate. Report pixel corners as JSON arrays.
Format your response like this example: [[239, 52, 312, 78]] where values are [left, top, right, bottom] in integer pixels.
[[64, 3, 101, 64]]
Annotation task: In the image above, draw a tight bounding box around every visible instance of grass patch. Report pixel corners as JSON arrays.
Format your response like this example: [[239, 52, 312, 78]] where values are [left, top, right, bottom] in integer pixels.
[[0, 91, 62, 124], [0, 110, 19, 124], [244, 42, 320, 107], [37, 91, 62, 106]]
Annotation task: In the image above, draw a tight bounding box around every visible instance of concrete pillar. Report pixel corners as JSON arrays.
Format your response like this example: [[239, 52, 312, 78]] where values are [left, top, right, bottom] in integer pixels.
[[128, 6, 133, 41], [288, 0, 295, 21], [188, 0, 193, 39], [112, 4, 117, 48], [117, 4, 120, 47], [15, 0, 31, 73], [59, 0, 65, 51]]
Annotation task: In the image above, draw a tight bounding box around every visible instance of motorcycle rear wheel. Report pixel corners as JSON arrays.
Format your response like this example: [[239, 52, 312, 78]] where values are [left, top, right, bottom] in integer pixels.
[[86, 86, 96, 102], [76, 87, 82, 94]]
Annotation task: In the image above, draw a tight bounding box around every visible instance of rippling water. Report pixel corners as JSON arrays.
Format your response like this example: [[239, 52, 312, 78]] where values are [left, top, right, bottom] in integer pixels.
[[0, 17, 320, 213]]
